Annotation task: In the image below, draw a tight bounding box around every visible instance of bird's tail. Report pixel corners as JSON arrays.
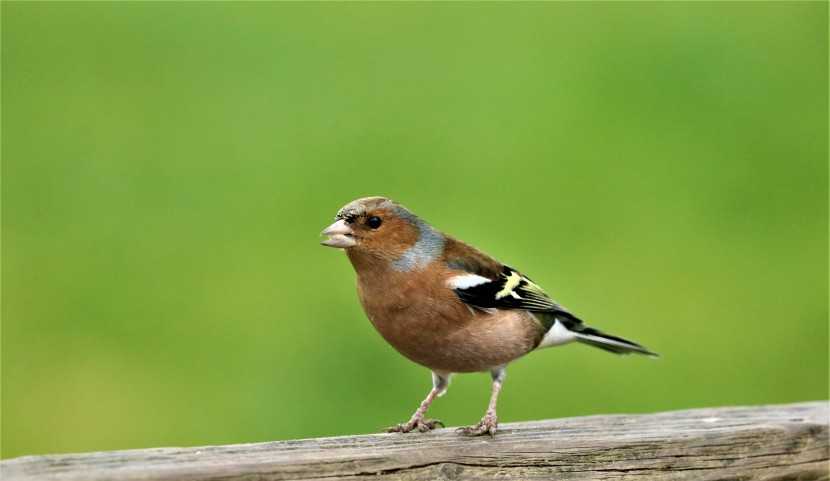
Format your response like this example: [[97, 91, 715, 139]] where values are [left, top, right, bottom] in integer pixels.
[[563, 317, 659, 357]]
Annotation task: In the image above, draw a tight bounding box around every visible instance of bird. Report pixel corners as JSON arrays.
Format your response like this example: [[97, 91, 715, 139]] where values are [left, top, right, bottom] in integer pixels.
[[320, 196, 658, 436]]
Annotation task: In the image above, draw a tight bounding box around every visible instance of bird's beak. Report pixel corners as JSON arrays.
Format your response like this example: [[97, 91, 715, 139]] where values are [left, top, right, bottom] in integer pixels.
[[320, 219, 357, 248]]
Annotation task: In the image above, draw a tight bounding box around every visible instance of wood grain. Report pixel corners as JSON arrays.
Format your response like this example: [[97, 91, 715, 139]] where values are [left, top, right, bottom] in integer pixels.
[[2, 401, 827, 481]]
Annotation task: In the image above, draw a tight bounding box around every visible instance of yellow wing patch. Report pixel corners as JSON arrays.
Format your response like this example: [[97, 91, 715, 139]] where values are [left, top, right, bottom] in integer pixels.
[[495, 270, 523, 300]]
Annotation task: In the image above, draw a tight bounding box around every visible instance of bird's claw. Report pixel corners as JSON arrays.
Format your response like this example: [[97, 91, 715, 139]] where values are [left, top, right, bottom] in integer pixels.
[[418, 419, 445, 432], [456, 413, 498, 437], [382, 418, 444, 433]]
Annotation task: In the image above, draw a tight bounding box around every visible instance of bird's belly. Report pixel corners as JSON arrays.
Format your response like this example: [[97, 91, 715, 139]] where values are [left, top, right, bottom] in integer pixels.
[[365, 303, 543, 373]]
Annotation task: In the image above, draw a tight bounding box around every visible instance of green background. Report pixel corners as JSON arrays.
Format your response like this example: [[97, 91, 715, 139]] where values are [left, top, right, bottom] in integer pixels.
[[2, 2, 827, 459]]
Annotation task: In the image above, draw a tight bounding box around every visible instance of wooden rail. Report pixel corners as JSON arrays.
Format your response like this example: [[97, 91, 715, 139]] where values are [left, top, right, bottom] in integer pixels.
[[2, 401, 827, 480]]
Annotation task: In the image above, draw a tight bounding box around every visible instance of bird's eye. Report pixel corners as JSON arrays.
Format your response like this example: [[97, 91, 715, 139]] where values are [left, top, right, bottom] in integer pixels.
[[366, 216, 383, 229]]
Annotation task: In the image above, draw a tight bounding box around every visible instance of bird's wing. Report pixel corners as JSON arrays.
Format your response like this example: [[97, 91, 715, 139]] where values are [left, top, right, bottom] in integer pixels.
[[446, 252, 657, 357], [448, 262, 576, 318]]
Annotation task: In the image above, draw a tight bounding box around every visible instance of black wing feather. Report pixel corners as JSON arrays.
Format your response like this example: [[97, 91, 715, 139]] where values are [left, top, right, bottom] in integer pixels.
[[454, 265, 577, 320]]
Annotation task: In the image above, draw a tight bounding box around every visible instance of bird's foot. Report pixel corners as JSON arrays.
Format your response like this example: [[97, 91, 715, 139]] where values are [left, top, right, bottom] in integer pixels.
[[382, 417, 444, 433], [456, 412, 498, 437]]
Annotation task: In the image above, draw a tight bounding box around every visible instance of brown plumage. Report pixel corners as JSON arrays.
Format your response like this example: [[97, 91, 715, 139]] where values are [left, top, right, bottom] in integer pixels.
[[321, 197, 657, 436]]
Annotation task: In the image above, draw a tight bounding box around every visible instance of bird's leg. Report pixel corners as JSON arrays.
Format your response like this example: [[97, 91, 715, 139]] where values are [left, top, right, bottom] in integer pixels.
[[458, 366, 505, 436], [383, 372, 449, 433]]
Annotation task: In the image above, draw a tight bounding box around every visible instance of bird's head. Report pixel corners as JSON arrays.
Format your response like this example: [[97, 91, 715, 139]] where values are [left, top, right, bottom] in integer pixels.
[[320, 197, 443, 269]]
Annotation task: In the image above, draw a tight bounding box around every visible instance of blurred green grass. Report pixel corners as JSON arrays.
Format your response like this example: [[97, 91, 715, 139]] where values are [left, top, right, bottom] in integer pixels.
[[2, 2, 827, 459]]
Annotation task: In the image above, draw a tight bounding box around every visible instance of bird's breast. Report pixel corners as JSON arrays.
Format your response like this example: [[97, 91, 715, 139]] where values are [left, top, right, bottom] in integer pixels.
[[354, 265, 544, 373]]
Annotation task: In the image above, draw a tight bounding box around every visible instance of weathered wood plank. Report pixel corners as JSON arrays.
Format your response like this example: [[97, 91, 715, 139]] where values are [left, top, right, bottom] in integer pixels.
[[2, 401, 827, 481]]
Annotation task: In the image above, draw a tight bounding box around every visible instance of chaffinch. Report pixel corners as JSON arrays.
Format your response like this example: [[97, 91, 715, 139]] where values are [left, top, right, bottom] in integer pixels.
[[321, 197, 657, 436]]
